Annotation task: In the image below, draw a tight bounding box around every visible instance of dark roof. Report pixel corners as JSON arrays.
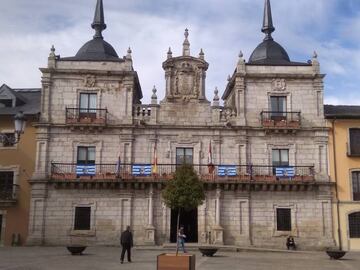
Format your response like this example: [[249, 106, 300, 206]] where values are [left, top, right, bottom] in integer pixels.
[[61, 0, 122, 62], [61, 38, 122, 62], [0, 85, 41, 116], [248, 0, 308, 66], [249, 39, 290, 65], [324, 105, 360, 119]]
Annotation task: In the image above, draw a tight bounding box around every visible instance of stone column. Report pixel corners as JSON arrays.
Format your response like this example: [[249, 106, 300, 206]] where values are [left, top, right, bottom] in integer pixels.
[[212, 188, 224, 245], [144, 185, 156, 245], [26, 182, 48, 245]]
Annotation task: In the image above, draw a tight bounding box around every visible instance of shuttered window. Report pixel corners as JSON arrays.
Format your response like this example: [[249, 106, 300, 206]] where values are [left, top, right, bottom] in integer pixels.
[[277, 208, 291, 231], [74, 207, 91, 230], [349, 129, 360, 156], [349, 212, 360, 238]]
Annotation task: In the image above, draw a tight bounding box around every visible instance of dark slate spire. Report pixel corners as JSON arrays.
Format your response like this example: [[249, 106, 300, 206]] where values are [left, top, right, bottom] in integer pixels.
[[91, 0, 107, 39], [61, 0, 121, 62], [261, 0, 275, 41]]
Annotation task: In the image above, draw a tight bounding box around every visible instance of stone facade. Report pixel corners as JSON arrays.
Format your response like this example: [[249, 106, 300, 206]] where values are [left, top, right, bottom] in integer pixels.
[[27, 2, 334, 249]]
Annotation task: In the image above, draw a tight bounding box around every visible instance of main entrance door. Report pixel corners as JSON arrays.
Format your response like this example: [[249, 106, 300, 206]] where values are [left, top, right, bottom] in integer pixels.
[[170, 208, 198, 243]]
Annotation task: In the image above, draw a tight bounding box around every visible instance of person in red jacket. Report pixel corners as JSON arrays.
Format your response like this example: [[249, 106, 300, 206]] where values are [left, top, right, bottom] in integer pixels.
[[120, 226, 133, 263]]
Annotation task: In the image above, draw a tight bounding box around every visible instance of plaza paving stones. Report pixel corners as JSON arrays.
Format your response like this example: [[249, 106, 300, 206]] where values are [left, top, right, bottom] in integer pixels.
[[0, 247, 359, 270]]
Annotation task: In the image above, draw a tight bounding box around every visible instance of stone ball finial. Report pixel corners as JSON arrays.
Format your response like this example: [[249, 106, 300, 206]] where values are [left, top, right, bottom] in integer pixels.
[[239, 50, 243, 58], [151, 85, 158, 104], [184, 28, 189, 39], [49, 45, 56, 58], [313, 51, 318, 59], [199, 48, 205, 60], [167, 47, 172, 59], [126, 47, 132, 60], [213, 87, 220, 106]]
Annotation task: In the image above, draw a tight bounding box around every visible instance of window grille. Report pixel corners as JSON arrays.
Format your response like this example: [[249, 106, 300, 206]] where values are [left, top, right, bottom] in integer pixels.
[[277, 208, 291, 231], [74, 207, 91, 230], [349, 212, 360, 238]]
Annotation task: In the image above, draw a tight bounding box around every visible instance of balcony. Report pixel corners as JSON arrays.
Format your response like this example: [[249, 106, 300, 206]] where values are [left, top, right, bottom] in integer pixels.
[[51, 163, 316, 191], [260, 111, 301, 133], [65, 108, 108, 129], [0, 184, 19, 207]]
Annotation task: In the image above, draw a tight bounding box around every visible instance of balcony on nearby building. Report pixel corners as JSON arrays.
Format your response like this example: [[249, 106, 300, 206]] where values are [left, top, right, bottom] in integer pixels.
[[260, 111, 301, 132], [51, 163, 316, 191], [0, 184, 19, 207], [65, 108, 108, 129]]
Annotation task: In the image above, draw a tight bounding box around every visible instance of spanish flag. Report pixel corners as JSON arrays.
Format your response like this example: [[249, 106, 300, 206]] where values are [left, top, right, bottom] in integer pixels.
[[152, 144, 158, 174]]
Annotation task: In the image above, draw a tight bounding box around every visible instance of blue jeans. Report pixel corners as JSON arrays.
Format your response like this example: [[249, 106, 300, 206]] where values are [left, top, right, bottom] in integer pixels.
[[178, 238, 186, 253]]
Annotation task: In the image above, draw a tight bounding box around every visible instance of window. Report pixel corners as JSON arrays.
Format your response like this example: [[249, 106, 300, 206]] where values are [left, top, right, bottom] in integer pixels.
[[79, 93, 97, 116], [0, 99, 13, 108], [0, 172, 14, 200], [1, 133, 15, 147], [77, 147, 96, 165], [176, 148, 193, 165], [349, 212, 360, 238], [270, 96, 286, 120], [352, 172, 360, 201], [272, 149, 289, 167], [74, 207, 91, 230], [349, 129, 360, 156], [277, 208, 291, 231]]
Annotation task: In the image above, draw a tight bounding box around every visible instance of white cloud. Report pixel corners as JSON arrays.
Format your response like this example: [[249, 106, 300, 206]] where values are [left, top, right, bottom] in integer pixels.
[[0, 0, 359, 105]]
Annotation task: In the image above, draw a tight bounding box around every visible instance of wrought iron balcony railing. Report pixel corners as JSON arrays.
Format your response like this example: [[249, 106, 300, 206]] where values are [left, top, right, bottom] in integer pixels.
[[65, 108, 108, 126], [260, 111, 301, 129], [0, 184, 19, 202], [51, 163, 315, 182]]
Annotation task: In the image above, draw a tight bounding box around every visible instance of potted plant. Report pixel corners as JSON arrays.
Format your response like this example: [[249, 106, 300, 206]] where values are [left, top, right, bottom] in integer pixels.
[[325, 247, 347, 260], [158, 164, 205, 270]]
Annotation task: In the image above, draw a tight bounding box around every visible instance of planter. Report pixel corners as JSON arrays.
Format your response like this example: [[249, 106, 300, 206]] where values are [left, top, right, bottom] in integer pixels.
[[199, 247, 218, 257], [157, 253, 195, 270], [326, 250, 346, 260], [66, 245, 87, 255]]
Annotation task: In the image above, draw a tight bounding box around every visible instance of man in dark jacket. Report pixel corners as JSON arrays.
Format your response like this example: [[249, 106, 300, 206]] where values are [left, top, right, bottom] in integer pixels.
[[120, 226, 133, 263]]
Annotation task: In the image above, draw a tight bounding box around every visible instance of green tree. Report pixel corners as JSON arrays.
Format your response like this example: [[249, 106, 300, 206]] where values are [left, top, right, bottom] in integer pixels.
[[162, 164, 205, 254]]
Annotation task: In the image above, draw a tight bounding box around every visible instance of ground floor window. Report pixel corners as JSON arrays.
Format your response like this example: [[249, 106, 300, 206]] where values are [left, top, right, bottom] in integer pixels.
[[277, 208, 291, 231], [74, 207, 91, 230], [349, 212, 360, 238], [0, 171, 14, 200]]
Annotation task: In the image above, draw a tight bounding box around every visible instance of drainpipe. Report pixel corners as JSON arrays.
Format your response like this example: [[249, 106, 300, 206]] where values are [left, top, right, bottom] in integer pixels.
[[331, 119, 342, 250]]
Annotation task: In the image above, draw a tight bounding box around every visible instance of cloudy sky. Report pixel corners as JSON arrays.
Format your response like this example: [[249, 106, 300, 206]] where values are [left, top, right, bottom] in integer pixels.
[[0, 0, 360, 104]]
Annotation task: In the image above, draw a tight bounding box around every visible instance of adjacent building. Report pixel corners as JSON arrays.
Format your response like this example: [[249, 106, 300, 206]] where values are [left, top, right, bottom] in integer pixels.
[[0, 84, 40, 246], [326, 105, 360, 251], [26, 0, 334, 249]]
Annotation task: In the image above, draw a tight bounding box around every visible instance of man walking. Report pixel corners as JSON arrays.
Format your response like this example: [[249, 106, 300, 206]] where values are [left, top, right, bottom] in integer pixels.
[[120, 226, 133, 264]]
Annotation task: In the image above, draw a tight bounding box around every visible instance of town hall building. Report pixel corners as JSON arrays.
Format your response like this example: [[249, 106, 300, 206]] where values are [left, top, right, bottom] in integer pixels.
[[27, 0, 334, 249]]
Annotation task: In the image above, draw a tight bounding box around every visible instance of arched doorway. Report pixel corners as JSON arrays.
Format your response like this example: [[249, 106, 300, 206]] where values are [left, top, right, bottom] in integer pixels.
[[170, 208, 198, 243]]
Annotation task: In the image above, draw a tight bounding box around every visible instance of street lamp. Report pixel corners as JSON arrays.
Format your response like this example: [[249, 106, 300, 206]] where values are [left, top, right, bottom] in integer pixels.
[[0, 111, 27, 145]]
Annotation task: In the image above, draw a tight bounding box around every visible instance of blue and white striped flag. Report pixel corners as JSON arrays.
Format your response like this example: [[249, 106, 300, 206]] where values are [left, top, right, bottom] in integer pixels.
[[275, 167, 295, 177], [132, 164, 152, 176], [76, 164, 96, 176], [218, 165, 237, 177]]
